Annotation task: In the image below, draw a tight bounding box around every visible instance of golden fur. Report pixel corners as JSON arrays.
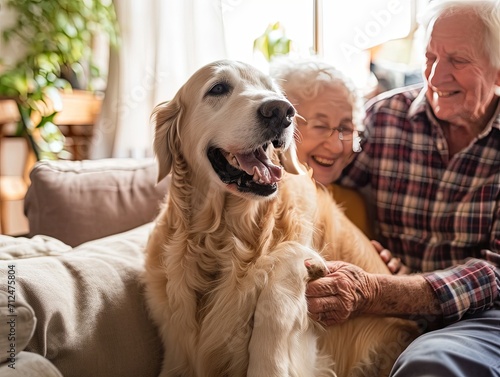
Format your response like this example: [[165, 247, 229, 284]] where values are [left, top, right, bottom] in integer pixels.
[[144, 60, 419, 377]]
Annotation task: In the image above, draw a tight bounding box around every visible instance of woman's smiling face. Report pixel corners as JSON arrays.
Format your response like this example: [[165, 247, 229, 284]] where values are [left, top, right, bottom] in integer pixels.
[[294, 84, 356, 186]]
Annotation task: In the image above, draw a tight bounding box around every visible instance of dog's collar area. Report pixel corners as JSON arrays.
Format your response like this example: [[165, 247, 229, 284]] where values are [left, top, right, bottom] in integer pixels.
[[207, 146, 281, 197]]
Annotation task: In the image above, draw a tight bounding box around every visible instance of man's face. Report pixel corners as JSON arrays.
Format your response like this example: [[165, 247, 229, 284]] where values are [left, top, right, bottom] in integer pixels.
[[424, 9, 500, 128]]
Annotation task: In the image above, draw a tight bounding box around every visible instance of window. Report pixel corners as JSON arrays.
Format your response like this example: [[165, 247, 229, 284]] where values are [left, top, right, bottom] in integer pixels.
[[222, 0, 427, 96]]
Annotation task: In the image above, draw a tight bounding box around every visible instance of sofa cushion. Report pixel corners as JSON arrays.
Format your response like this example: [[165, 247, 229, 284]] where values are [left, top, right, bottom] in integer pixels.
[[0, 235, 71, 260], [0, 352, 63, 377], [25, 158, 168, 247], [0, 224, 162, 377], [0, 290, 37, 364]]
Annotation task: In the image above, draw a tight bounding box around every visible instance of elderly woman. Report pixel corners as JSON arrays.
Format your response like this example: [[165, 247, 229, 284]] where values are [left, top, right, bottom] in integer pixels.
[[307, 1, 500, 376], [270, 58, 371, 236]]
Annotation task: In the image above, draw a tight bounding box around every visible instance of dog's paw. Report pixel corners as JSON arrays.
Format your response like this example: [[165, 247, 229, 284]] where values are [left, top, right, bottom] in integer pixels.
[[305, 258, 328, 281]]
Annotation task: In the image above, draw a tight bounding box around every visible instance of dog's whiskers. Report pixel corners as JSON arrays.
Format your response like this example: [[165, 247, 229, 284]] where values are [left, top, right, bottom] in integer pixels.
[[295, 113, 307, 124], [294, 128, 304, 144]]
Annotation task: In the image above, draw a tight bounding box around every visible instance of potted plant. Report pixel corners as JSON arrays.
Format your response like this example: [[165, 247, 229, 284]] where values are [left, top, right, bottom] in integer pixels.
[[253, 22, 292, 62], [0, 0, 119, 160]]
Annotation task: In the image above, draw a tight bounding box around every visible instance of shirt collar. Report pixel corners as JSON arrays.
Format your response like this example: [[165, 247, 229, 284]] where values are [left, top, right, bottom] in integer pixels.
[[408, 88, 427, 119], [487, 96, 500, 132]]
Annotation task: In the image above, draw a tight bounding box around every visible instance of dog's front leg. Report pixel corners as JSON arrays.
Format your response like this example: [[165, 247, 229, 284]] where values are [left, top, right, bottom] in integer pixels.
[[247, 242, 330, 377]]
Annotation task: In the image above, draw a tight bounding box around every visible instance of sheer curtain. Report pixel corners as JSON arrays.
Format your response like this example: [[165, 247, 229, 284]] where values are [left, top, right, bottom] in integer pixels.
[[91, 0, 227, 159]]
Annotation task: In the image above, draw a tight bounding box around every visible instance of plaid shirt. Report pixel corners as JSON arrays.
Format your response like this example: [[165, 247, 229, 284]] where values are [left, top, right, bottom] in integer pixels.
[[340, 86, 500, 323]]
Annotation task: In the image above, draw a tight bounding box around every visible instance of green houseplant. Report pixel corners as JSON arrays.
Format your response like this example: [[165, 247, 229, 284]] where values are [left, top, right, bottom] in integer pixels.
[[0, 0, 119, 159], [253, 22, 292, 62]]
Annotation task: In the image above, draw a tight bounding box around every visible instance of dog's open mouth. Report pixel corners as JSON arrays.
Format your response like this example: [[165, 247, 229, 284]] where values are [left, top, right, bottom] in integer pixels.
[[207, 142, 283, 196]]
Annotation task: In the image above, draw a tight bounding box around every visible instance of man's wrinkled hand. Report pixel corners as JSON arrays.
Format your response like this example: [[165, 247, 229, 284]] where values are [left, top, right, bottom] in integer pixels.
[[306, 261, 379, 326]]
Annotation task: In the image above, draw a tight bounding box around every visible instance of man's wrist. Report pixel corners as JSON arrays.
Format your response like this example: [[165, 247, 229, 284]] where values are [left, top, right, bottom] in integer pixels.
[[363, 274, 442, 317], [355, 272, 382, 315]]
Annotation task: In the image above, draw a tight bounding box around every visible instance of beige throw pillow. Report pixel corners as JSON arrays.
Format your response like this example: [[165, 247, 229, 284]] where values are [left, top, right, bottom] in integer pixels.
[[25, 158, 168, 247]]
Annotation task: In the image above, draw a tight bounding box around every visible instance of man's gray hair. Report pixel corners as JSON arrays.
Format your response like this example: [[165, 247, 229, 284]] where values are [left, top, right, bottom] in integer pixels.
[[419, 0, 500, 68]]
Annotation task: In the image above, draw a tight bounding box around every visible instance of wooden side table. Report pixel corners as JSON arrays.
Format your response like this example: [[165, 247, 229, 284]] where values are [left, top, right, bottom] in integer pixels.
[[54, 90, 103, 160]]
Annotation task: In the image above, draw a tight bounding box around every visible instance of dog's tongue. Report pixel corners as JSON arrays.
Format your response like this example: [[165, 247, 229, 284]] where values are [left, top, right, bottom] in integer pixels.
[[235, 147, 283, 184]]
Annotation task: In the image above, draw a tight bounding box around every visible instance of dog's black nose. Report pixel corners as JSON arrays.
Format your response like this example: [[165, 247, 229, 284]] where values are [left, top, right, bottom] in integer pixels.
[[258, 99, 295, 132]]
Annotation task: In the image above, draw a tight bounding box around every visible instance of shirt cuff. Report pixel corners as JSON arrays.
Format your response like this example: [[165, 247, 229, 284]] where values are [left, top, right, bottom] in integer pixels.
[[423, 258, 498, 323]]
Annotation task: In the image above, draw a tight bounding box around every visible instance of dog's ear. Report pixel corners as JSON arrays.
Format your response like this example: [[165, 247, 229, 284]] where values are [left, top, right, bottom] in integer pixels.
[[153, 99, 182, 183], [278, 141, 307, 175]]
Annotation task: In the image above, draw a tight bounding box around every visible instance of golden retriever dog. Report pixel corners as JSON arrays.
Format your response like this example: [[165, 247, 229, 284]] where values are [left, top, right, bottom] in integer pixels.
[[144, 60, 419, 377]]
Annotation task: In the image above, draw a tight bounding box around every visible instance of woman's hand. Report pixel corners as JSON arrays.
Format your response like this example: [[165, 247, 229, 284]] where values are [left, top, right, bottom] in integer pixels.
[[371, 240, 411, 275], [306, 261, 379, 326]]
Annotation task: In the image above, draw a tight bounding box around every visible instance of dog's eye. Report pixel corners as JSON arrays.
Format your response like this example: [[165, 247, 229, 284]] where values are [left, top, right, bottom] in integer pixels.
[[208, 83, 230, 96]]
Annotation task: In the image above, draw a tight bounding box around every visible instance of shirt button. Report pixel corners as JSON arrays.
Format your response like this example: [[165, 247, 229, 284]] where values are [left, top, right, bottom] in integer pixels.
[[436, 191, 444, 201]]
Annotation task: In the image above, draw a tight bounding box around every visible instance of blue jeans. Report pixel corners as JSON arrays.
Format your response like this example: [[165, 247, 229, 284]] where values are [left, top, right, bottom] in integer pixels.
[[391, 310, 500, 377]]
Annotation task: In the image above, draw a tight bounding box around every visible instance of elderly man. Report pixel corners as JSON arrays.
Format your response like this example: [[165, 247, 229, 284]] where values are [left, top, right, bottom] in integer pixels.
[[307, 0, 500, 376]]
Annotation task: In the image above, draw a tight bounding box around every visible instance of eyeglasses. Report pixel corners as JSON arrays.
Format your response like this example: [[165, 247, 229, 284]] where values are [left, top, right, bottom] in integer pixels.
[[309, 124, 355, 141], [296, 115, 363, 152], [297, 115, 356, 141]]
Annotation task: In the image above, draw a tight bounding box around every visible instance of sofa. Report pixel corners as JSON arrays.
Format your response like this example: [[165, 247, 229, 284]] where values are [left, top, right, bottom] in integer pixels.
[[0, 158, 170, 377]]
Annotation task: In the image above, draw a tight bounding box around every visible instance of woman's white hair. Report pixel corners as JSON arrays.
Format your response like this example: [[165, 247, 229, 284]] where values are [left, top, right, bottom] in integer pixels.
[[419, 0, 500, 68], [269, 56, 365, 132]]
